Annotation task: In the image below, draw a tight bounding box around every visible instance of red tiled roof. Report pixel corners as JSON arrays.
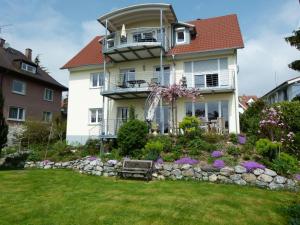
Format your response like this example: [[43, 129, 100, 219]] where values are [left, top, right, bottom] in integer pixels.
[[61, 36, 105, 69], [239, 95, 258, 110], [168, 14, 244, 55], [62, 14, 244, 69]]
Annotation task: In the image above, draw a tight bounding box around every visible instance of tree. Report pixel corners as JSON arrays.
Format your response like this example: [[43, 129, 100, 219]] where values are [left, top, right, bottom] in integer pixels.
[[150, 82, 202, 134], [285, 29, 300, 71], [0, 90, 8, 152]]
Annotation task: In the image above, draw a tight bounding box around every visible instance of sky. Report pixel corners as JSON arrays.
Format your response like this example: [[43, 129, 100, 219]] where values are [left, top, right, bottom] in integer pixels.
[[0, 0, 299, 96]]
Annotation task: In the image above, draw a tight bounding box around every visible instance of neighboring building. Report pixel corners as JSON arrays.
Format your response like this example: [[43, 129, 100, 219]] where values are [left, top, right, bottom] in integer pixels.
[[238, 95, 258, 113], [0, 38, 68, 143], [62, 3, 244, 144], [262, 76, 300, 104]]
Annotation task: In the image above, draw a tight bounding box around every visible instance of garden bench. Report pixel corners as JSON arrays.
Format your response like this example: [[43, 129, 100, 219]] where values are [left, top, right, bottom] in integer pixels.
[[118, 159, 153, 181]]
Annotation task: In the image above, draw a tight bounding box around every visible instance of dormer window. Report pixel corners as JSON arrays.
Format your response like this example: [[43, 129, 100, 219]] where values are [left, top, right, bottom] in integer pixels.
[[21, 62, 36, 74], [176, 28, 185, 44]]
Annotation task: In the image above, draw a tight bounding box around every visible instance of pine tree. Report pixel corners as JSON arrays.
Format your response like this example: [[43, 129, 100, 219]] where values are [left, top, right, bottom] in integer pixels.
[[285, 29, 300, 71], [0, 89, 8, 152]]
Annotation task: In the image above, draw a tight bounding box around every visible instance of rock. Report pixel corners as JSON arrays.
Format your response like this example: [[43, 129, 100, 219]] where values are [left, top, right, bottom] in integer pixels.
[[175, 175, 183, 180], [90, 160, 99, 166], [209, 174, 218, 182], [234, 179, 247, 185], [103, 172, 109, 177], [161, 170, 171, 177], [274, 176, 286, 184], [269, 182, 284, 190], [171, 169, 182, 177], [83, 165, 93, 171], [242, 173, 256, 183], [155, 163, 163, 170], [234, 165, 247, 174], [195, 172, 202, 179], [181, 164, 191, 170], [62, 162, 70, 167], [201, 165, 219, 172], [202, 176, 208, 181], [286, 179, 296, 187], [230, 174, 241, 181], [264, 168, 277, 177], [44, 165, 52, 169], [152, 173, 158, 178], [253, 168, 264, 175], [194, 167, 202, 173], [54, 162, 62, 167], [158, 175, 165, 180], [256, 180, 268, 188], [257, 174, 273, 183], [163, 164, 173, 171], [220, 167, 234, 176], [96, 166, 103, 172], [182, 168, 194, 177]]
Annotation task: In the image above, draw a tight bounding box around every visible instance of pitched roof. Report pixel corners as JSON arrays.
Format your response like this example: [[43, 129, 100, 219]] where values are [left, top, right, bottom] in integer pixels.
[[62, 14, 244, 69], [61, 36, 105, 69], [168, 14, 244, 55], [0, 46, 68, 91], [238, 95, 258, 110]]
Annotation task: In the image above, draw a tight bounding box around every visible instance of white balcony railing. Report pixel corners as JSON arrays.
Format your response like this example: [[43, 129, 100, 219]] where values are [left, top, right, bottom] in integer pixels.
[[102, 27, 169, 52]]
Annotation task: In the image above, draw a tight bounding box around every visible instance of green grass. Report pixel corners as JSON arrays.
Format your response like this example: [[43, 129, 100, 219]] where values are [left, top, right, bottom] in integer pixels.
[[0, 170, 298, 225]]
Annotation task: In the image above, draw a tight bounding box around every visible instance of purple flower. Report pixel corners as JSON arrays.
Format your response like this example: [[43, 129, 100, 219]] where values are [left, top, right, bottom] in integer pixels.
[[156, 158, 164, 164], [88, 156, 97, 161], [213, 160, 225, 169], [175, 157, 198, 165], [238, 135, 246, 144], [211, 151, 223, 158], [241, 161, 265, 172], [42, 160, 50, 165], [295, 174, 300, 181]]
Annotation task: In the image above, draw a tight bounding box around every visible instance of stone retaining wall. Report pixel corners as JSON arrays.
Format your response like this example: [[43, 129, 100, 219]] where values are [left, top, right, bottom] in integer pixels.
[[25, 157, 299, 191]]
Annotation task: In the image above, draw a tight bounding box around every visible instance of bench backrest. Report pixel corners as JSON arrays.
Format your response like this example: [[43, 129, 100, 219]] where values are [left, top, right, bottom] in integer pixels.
[[123, 159, 153, 169]]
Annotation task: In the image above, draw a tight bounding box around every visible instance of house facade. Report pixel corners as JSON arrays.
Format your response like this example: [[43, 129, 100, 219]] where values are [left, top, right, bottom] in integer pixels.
[[238, 95, 258, 114], [0, 38, 68, 143], [62, 3, 244, 144], [262, 76, 300, 104]]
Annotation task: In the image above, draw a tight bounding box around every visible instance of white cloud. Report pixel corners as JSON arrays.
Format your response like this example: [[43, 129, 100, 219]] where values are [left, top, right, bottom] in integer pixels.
[[238, 0, 300, 96]]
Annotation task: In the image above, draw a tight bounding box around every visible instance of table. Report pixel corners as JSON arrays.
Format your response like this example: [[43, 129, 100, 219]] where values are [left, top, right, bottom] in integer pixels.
[[127, 80, 146, 88]]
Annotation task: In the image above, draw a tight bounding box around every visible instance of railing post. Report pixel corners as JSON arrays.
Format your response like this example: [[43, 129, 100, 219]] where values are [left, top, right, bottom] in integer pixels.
[[160, 8, 164, 86]]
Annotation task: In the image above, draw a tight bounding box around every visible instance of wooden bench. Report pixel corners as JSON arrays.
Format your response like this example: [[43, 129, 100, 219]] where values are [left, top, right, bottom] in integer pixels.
[[118, 159, 153, 180]]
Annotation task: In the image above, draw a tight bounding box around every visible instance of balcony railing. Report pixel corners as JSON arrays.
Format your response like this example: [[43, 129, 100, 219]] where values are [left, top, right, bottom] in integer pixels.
[[102, 27, 169, 53], [99, 119, 126, 137]]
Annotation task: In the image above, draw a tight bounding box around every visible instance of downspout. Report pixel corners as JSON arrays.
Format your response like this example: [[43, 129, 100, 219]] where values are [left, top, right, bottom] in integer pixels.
[[104, 19, 108, 136], [234, 50, 240, 133]]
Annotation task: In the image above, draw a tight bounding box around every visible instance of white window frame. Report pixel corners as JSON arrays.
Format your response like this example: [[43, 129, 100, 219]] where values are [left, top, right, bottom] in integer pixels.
[[89, 108, 103, 124], [175, 28, 186, 44], [21, 62, 37, 74], [43, 111, 53, 122], [8, 106, 25, 121], [44, 88, 54, 101], [12, 80, 26, 95], [90, 72, 104, 88]]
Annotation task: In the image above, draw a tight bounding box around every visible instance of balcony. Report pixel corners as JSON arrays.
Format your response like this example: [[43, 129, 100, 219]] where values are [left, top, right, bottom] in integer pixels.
[[102, 27, 169, 62], [101, 71, 171, 99]]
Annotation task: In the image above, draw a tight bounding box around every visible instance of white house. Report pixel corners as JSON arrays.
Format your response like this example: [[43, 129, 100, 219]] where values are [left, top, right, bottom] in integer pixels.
[[62, 3, 244, 144]]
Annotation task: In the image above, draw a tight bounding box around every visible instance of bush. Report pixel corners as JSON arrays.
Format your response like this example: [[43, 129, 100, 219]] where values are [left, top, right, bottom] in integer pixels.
[[83, 139, 101, 156], [22, 120, 51, 144], [284, 202, 300, 225], [143, 140, 164, 160], [117, 119, 148, 157], [148, 135, 173, 153], [162, 152, 178, 162], [271, 153, 299, 175], [227, 145, 240, 156], [229, 133, 238, 144], [179, 116, 202, 137], [256, 138, 281, 161], [187, 138, 215, 155], [202, 132, 222, 144]]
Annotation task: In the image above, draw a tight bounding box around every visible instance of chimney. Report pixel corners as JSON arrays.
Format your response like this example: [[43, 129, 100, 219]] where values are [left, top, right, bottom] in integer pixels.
[[25, 48, 32, 61], [0, 38, 5, 47]]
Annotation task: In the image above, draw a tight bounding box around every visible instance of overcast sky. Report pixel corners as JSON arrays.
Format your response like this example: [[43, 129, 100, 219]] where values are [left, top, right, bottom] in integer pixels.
[[1, 0, 299, 96]]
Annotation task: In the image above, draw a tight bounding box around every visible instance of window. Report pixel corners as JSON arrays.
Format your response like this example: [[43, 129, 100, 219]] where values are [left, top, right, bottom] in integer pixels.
[[194, 103, 205, 118], [89, 108, 103, 124], [117, 107, 128, 121], [90, 72, 104, 88], [43, 112, 52, 122], [207, 101, 219, 120], [44, 88, 53, 101], [176, 28, 185, 44], [185, 102, 193, 116], [194, 75, 205, 88], [12, 80, 26, 95], [21, 62, 36, 74], [206, 74, 218, 87], [8, 107, 25, 121], [221, 101, 229, 129]]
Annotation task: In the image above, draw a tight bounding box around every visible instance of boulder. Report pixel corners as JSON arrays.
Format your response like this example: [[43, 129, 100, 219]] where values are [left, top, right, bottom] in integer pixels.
[[161, 170, 171, 177], [171, 169, 182, 177], [163, 164, 173, 171], [181, 164, 191, 170], [44, 165, 52, 169], [234, 179, 247, 186], [201, 165, 219, 172], [242, 173, 256, 183], [220, 167, 234, 176], [257, 174, 273, 183], [253, 168, 264, 175], [230, 174, 241, 181], [264, 168, 277, 177], [273, 176, 286, 184], [209, 174, 218, 182], [256, 180, 268, 188], [234, 165, 247, 174], [182, 168, 194, 177], [194, 166, 202, 173], [269, 182, 284, 190], [152, 173, 158, 178]]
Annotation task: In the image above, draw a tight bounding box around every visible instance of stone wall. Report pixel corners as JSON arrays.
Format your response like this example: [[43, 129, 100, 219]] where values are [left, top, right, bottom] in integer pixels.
[[25, 157, 299, 191], [0, 151, 30, 169]]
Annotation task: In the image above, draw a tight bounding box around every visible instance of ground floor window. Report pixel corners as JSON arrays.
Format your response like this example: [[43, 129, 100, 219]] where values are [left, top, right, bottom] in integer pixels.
[[89, 108, 103, 124], [43, 112, 52, 122], [8, 107, 25, 121], [185, 100, 229, 128], [155, 105, 170, 134]]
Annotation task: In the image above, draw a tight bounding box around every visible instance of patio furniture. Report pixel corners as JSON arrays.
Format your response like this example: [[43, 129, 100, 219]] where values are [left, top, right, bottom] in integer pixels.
[[118, 159, 153, 181], [216, 117, 225, 134], [127, 79, 146, 88]]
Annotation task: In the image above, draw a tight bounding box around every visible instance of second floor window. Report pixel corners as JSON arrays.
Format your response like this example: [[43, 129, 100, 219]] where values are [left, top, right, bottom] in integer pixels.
[[90, 72, 104, 88], [206, 74, 218, 87], [21, 62, 37, 74], [12, 80, 26, 95], [89, 108, 103, 124], [8, 107, 25, 121], [44, 88, 53, 101], [176, 28, 185, 44], [43, 112, 53, 122]]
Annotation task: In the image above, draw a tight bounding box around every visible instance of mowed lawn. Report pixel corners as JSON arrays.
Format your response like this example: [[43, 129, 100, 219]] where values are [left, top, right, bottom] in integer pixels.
[[0, 170, 298, 225]]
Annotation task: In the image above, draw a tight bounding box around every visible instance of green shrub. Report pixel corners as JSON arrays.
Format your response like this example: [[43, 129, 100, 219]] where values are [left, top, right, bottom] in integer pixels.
[[149, 135, 173, 153], [162, 152, 179, 162], [271, 153, 299, 175], [104, 148, 122, 161], [22, 120, 51, 144], [256, 138, 281, 161], [143, 140, 163, 160], [187, 138, 215, 155], [229, 133, 238, 144], [227, 145, 240, 156], [202, 132, 222, 144], [179, 116, 202, 137], [117, 119, 148, 156], [284, 202, 300, 225]]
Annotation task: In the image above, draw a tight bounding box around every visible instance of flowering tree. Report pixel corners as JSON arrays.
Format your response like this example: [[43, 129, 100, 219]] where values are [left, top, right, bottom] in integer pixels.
[[150, 81, 202, 134], [259, 106, 294, 145]]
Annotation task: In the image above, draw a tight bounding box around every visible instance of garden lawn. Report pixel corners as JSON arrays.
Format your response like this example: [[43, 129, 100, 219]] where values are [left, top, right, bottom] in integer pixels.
[[0, 170, 298, 225]]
